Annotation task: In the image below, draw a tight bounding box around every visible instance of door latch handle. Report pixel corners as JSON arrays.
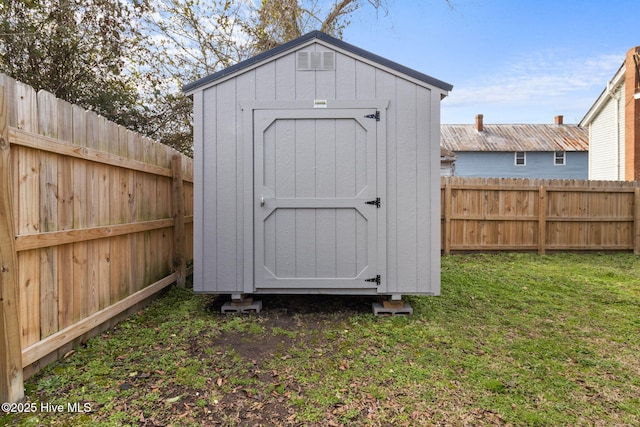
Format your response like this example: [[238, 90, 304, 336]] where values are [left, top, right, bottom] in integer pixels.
[[260, 196, 265, 207]]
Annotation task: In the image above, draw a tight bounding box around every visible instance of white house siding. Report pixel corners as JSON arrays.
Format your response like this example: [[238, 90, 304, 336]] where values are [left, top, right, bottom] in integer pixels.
[[191, 38, 446, 296], [589, 85, 625, 180], [454, 152, 588, 179]]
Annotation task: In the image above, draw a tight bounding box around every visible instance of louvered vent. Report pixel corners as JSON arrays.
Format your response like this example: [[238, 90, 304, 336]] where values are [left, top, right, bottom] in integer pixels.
[[296, 51, 335, 71]]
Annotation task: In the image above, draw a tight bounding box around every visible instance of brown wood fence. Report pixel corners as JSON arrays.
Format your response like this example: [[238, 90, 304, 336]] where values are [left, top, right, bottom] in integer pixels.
[[0, 74, 193, 403], [441, 176, 640, 254]]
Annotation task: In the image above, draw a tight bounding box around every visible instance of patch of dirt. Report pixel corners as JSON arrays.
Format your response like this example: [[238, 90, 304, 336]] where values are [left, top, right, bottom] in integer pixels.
[[16, 295, 384, 427], [204, 294, 378, 361], [176, 294, 381, 426]]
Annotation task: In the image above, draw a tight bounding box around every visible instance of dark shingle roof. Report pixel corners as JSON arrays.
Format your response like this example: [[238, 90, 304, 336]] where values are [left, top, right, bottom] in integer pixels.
[[441, 124, 588, 152], [183, 31, 453, 93]]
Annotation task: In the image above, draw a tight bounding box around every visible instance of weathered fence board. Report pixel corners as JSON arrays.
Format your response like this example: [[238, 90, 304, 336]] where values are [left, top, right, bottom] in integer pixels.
[[0, 74, 193, 402], [441, 177, 640, 254], [0, 86, 24, 403]]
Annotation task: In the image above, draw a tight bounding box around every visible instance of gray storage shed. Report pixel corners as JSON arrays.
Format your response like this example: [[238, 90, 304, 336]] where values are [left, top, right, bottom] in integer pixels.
[[184, 31, 452, 301]]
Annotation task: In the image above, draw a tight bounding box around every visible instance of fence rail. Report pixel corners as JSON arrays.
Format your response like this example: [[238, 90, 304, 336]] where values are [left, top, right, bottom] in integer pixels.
[[441, 176, 640, 254], [0, 74, 193, 403]]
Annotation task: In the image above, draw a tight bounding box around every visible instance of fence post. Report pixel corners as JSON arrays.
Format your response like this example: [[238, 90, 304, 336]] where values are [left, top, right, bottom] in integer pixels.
[[0, 86, 24, 403], [538, 186, 546, 255], [634, 188, 640, 255], [443, 178, 452, 255], [172, 155, 186, 288]]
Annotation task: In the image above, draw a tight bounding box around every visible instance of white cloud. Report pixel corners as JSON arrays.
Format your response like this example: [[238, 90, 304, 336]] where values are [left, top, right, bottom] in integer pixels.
[[446, 50, 623, 108]]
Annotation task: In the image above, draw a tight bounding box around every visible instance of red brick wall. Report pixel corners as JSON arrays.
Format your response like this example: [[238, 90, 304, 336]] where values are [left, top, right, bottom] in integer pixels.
[[624, 46, 640, 180]]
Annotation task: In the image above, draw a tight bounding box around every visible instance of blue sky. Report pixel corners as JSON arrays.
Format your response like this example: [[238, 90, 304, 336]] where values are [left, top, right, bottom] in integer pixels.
[[343, 0, 639, 124]]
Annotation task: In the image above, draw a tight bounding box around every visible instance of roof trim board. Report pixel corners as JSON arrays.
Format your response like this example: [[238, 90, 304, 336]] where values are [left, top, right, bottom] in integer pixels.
[[579, 63, 625, 127], [183, 31, 453, 94]]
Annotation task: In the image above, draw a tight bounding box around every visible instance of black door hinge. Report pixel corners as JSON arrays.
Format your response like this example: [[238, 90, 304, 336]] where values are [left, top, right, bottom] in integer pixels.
[[365, 275, 381, 285], [365, 197, 381, 208], [364, 111, 380, 121]]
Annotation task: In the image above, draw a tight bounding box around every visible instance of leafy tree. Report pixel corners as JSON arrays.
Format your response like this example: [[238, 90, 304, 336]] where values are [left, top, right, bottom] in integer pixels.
[[249, 0, 388, 53], [141, 0, 254, 84], [1, 0, 396, 155], [140, 0, 390, 154], [0, 0, 149, 133], [143, 0, 388, 81]]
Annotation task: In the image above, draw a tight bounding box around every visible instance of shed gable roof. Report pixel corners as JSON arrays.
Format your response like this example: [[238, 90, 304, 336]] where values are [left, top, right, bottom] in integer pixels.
[[441, 124, 589, 152], [183, 31, 453, 94]]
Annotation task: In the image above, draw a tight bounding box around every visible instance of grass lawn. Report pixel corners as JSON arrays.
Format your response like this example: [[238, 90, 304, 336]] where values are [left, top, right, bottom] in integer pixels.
[[4, 253, 640, 426]]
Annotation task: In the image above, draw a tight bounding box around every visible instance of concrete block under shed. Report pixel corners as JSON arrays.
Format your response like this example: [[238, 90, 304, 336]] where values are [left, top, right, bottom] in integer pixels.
[[372, 302, 413, 316], [221, 300, 262, 314]]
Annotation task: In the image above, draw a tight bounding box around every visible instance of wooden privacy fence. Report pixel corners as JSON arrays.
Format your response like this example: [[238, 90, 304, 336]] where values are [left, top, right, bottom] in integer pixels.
[[0, 74, 193, 403], [441, 176, 640, 254]]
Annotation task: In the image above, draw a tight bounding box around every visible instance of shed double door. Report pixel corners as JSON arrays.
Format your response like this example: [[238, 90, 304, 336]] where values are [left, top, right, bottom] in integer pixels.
[[254, 108, 384, 290]]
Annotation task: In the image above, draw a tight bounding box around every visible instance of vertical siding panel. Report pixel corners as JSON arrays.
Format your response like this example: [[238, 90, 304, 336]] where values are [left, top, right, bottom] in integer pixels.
[[295, 119, 316, 197], [335, 53, 356, 100], [315, 119, 337, 277], [355, 61, 376, 100], [375, 69, 397, 291], [216, 80, 238, 289], [261, 118, 277, 277], [275, 55, 296, 100], [314, 45, 336, 100], [315, 70, 336, 100], [590, 89, 621, 180], [295, 120, 316, 277], [454, 151, 587, 179], [192, 91, 205, 292], [416, 87, 432, 293], [274, 120, 296, 277], [256, 62, 276, 101], [355, 120, 369, 276], [202, 88, 218, 291], [336, 119, 357, 278], [430, 90, 442, 295], [237, 71, 256, 294], [335, 119, 357, 197], [618, 90, 625, 177], [395, 80, 418, 292], [295, 47, 315, 100]]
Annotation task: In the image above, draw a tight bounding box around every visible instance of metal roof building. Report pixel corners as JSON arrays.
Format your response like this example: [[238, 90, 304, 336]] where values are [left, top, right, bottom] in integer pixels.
[[441, 123, 589, 153], [441, 115, 588, 179]]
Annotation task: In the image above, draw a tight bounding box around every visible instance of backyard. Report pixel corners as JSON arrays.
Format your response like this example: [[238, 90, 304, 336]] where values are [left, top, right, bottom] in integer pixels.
[[3, 253, 640, 426]]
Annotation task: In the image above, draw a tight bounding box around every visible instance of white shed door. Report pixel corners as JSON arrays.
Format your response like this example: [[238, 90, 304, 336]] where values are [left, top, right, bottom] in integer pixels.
[[254, 108, 382, 290]]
